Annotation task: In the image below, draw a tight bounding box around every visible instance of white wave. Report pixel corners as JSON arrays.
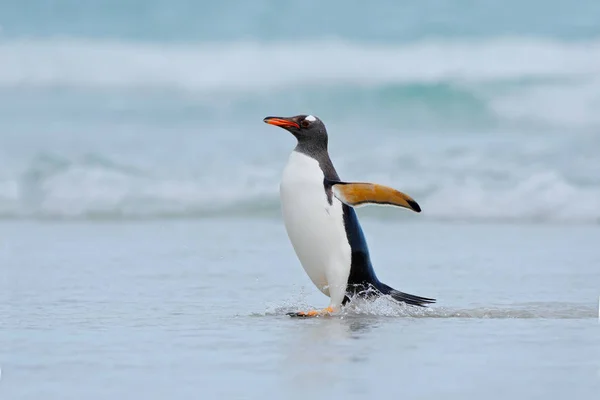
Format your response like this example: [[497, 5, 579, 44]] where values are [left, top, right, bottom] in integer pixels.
[[0, 152, 599, 223], [489, 77, 600, 129], [0, 155, 279, 219], [422, 171, 600, 223], [1, 37, 600, 91]]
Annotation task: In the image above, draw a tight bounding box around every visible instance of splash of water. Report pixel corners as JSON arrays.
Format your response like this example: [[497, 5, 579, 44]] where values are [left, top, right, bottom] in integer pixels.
[[260, 294, 597, 319]]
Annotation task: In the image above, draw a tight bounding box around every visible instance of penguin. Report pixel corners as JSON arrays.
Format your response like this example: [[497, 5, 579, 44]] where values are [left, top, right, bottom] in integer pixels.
[[264, 114, 436, 317]]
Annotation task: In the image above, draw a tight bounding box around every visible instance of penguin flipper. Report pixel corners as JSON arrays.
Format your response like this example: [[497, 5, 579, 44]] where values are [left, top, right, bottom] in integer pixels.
[[328, 181, 421, 213]]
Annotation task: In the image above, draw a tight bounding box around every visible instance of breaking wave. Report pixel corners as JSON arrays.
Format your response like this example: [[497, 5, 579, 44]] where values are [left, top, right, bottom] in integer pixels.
[[0, 150, 599, 223], [1, 37, 600, 129], [1, 38, 599, 222], [2, 37, 600, 90]]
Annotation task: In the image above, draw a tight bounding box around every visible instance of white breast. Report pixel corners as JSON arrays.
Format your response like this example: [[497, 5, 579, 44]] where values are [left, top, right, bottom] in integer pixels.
[[279, 151, 352, 307]]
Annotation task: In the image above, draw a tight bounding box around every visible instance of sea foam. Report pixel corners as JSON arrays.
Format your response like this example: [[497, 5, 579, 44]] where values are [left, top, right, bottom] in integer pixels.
[[1, 37, 600, 90]]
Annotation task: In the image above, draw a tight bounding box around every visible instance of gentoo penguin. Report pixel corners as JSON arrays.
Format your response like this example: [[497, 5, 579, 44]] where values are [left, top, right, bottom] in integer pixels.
[[264, 114, 435, 317]]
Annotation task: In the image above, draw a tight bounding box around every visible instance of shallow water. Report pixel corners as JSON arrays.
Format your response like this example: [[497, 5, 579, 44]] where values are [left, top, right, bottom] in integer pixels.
[[2, 219, 599, 399], [2, 1, 600, 397]]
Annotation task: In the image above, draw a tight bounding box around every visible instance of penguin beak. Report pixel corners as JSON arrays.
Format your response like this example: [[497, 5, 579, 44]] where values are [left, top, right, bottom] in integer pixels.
[[263, 116, 300, 129]]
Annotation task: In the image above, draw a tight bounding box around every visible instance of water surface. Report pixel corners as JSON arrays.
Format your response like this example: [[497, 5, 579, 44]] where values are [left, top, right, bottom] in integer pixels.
[[2, 220, 599, 399]]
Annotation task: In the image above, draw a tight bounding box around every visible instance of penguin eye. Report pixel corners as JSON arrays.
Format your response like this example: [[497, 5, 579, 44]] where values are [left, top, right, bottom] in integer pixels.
[[301, 119, 310, 128]]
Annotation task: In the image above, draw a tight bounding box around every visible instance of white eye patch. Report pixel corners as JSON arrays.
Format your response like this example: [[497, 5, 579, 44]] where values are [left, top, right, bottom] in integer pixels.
[[305, 115, 316, 122]]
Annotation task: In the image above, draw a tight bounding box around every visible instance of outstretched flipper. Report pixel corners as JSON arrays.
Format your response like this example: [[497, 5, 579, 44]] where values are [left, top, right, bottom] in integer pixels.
[[325, 179, 433, 308], [328, 181, 421, 213]]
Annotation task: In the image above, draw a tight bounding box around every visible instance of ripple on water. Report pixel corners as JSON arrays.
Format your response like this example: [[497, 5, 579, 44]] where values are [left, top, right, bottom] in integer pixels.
[[255, 295, 598, 320]]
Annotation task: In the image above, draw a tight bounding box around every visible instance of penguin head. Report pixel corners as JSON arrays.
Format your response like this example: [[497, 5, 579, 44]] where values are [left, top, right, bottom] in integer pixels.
[[263, 114, 328, 147]]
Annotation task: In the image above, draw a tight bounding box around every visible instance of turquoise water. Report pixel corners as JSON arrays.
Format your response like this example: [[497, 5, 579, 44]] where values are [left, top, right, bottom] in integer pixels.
[[1, 1, 600, 41], [1, 0, 599, 222], [1, 1, 600, 398]]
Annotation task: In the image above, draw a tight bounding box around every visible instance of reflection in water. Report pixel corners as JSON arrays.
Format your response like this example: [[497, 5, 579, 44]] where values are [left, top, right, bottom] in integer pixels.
[[344, 317, 377, 337], [279, 316, 380, 398]]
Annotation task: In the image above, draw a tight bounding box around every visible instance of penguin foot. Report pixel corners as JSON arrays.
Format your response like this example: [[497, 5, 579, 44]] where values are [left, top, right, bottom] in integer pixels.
[[287, 306, 335, 318]]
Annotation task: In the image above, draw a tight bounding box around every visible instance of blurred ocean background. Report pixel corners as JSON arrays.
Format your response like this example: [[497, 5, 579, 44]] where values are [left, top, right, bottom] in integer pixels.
[[1, 0, 599, 222], [2, 1, 600, 399]]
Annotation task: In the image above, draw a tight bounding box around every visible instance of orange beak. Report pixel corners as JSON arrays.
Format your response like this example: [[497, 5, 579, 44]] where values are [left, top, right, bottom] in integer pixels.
[[263, 116, 300, 129]]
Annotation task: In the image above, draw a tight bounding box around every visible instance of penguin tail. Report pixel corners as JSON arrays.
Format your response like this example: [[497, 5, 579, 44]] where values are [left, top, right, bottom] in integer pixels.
[[378, 283, 436, 307]]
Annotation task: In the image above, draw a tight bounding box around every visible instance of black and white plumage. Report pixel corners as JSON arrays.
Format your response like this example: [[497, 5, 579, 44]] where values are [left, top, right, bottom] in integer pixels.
[[264, 114, 435, 317]]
